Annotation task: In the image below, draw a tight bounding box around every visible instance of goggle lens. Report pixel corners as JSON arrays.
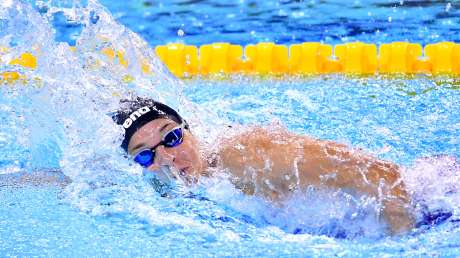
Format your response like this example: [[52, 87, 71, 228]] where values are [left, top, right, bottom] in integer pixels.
[[133, 126, 184, 167], [163, 128, 183, 147], [134, 149, 155, 167]]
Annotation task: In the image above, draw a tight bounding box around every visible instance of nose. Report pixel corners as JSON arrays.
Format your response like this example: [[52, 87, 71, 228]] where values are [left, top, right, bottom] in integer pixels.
[[151, 145, 177, 169]]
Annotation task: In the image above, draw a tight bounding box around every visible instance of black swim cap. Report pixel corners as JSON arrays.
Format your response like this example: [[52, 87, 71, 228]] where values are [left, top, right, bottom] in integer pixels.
[[112, 97, 188, 152]]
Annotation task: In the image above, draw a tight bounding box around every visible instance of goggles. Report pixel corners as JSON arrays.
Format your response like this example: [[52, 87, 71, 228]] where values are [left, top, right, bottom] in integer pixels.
[[133, 123, 185, 167]]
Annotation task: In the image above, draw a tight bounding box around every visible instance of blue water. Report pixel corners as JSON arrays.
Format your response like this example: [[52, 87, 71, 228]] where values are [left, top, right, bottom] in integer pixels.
[[1, 0, 460, 257], [185, 76, 460, 166], [65, 0, 460, 46]]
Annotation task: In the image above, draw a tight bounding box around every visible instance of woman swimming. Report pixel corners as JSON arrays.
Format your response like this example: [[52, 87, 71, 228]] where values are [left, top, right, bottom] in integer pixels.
[[112, 97, 415, 234]]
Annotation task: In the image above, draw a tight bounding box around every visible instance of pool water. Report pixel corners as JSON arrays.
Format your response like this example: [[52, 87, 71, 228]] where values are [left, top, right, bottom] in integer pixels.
[[1, 0, 460, 257], [62, 0, 460, 46]]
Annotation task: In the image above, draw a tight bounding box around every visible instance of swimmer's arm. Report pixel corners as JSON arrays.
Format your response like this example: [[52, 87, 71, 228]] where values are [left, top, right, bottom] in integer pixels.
[[298, 138, 415, 234], [0, 169, 70, 187], [218, 127, 414, 234]]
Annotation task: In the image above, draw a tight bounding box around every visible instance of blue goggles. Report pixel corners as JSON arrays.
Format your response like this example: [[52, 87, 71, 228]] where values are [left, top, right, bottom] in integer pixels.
[[133, 123, 184, 167]]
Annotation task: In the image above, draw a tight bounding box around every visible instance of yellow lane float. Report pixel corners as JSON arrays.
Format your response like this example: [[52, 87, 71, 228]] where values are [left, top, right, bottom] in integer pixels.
[[2, 42, 460, 85], [155, 41, 460, 78]]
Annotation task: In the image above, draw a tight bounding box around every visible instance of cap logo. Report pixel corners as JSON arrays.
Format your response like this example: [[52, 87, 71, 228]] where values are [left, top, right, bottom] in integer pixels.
[[123, 106, 151, 129]]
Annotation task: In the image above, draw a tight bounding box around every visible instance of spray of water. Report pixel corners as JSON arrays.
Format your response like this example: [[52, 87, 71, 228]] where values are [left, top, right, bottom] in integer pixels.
[[1, 0, 459, 240]]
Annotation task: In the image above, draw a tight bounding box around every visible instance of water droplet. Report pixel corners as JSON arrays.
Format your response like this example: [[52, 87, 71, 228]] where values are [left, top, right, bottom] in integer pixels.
[[90, 11, 99, 24]]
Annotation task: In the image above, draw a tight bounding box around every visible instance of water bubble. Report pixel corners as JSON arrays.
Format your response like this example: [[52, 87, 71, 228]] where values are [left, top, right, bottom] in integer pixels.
[[278, 9, 287, 17], [292, 11, 304, 18]]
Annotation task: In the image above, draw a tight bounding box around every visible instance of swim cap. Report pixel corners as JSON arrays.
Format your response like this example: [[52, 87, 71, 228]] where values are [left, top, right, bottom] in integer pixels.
[[112, 97, 188, 152]]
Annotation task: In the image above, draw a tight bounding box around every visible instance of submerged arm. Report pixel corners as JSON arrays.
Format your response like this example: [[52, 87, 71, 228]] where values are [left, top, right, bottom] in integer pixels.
[[0, 169, 70, 187]]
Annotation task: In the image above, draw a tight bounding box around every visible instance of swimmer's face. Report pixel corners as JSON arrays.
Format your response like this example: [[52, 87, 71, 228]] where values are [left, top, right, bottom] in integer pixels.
[[128, 118, 203, 183]]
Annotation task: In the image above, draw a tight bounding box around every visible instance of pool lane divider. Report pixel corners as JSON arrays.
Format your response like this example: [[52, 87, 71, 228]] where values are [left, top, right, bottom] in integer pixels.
[[1, 41, 460, 85], [155, 42, 460, 78]]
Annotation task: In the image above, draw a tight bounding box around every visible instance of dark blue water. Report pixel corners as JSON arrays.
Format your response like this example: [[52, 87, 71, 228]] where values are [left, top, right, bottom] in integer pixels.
[[88, 0, 460, 46]]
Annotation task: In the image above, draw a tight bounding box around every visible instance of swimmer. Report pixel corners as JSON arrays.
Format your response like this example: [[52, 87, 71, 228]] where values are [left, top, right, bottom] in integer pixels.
[[112, 97, 415, 234]]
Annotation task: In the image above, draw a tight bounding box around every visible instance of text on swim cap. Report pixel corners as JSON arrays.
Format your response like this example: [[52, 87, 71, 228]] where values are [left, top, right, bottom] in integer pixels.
[[123, 106, 151, 129]]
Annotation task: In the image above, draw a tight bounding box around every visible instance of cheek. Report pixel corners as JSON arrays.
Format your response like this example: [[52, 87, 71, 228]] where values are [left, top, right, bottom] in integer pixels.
[[176, 138, 199, 162]]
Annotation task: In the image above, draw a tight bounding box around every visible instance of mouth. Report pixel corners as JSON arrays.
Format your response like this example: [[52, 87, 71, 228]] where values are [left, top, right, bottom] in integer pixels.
[[176, 166, 199, 185]]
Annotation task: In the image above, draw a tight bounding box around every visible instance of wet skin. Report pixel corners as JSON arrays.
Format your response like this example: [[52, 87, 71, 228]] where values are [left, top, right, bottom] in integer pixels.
[[128, 118, 205, 183], [128, 118, 415, 234]]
